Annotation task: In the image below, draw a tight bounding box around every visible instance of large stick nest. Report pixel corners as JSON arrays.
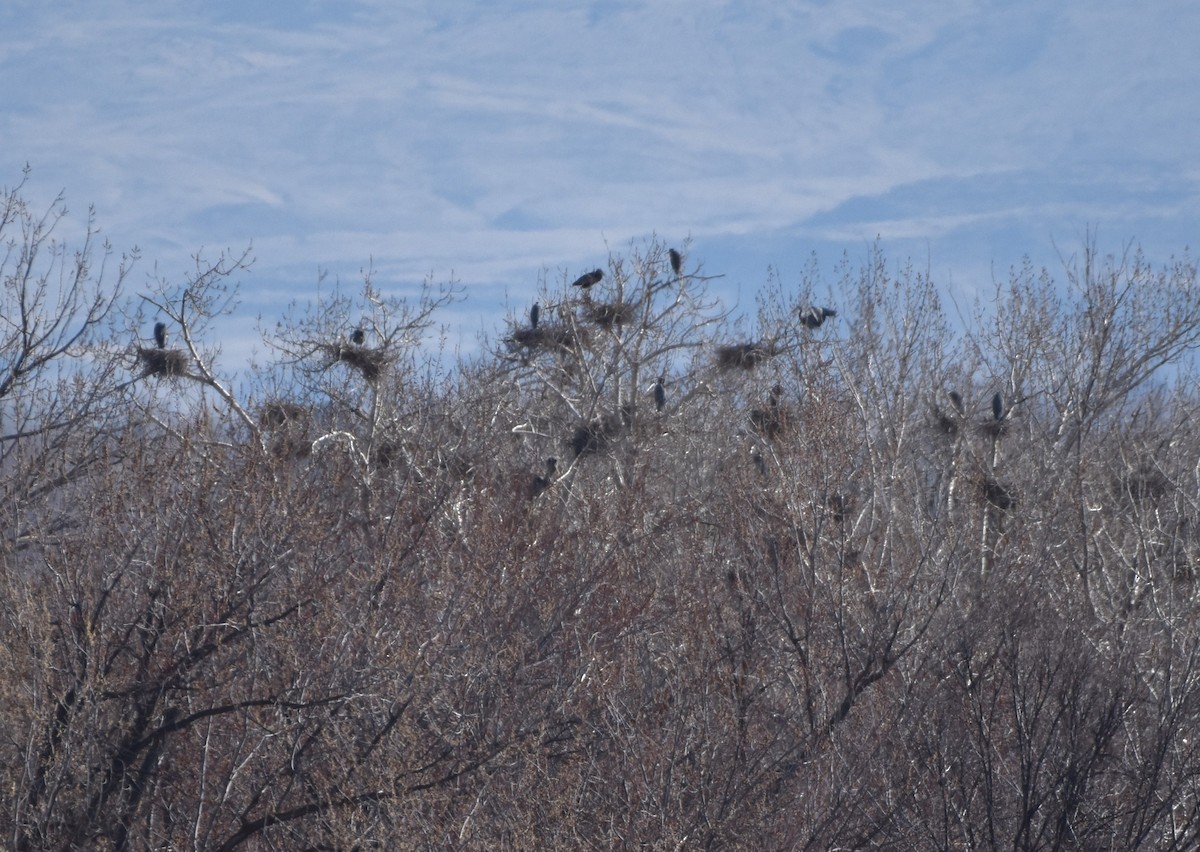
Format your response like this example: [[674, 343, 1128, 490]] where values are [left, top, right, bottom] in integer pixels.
[[715, 341, 778, 371], [583, 301, 635, 330], [321, 343, 389, 382], [570, 409, 630, 457], [136, 347, 188, 378], [509, 323, 586, 354]]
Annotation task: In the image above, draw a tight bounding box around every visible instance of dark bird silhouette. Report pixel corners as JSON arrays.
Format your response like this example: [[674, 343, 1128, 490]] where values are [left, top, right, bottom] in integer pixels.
[[530, 302, 540, 329], [571, 269, 604, 289], [802, 306, 837, 329], [992, 392, 1005, 422], [669, 248, 683, 277], [936, 389, 965, 435], [750, 384, 787, 440], [984, 475, 1013, 511], [653, 376, 666, 412], [153, 321, 167, 349], [530, 457, 558, 498], [351, 327, 365, 345]]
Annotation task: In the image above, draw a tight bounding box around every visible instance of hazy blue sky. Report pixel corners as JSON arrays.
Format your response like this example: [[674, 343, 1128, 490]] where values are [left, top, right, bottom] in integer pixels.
[[3, 1, 1197, 358]]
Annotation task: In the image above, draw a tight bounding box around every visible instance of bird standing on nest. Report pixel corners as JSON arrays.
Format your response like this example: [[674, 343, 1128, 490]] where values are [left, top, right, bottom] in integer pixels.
[[992, 392, 1005, 422], [530, 302, 540, 329], [351, 327, 365, 346], [153, 321, 167, 349], [571, 269, 604, 290], [668, 248, 683, 277]]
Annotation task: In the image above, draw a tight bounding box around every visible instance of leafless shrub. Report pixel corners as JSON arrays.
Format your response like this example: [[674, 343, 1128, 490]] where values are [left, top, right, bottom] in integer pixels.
[[5, 220, 1200, 848]]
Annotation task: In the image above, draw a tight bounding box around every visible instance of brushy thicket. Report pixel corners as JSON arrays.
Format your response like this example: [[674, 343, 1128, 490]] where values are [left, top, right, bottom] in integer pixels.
[[4, 177, 1200, 850]]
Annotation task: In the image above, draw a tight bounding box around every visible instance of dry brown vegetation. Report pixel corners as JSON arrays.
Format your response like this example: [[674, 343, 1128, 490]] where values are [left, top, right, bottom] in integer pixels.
[[4, 178, 1200, 849]]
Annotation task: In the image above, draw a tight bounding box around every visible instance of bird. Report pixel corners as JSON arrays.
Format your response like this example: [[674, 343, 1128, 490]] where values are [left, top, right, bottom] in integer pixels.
[[947, 390, 964, 415], [653, 376, 666, 412], [992, 392, 1005, 422], [530, 302, 540, 329], [802, 306, 837, 329], [750, 384, 786, 439], [153, 321, 167, 349], [668, 248, 683, 277], [530, 457, 558, 498], [351, 327, 365, 346], [570, 269, 604, 289]]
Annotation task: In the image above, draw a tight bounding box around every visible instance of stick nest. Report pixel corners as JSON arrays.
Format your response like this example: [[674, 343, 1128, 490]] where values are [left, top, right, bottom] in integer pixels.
[[136, 347, 188, 378], [583, 301, 635, 329], [509, 323, 585, 354], [715, 341, 777, 371], [322, 343, 388, 382], [570, 410, 629, 457]]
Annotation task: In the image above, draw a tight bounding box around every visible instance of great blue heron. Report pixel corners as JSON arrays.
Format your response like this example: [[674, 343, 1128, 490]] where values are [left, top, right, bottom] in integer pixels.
[[530, 457, 558, 498], [153, 321, 167, 349], [750, 384, 786, 439], [669, 248, 683, 277], [570, 269, 604, 289], [530, 302, 540, 329], [351, 327, 365, 345], [653, 376, 666, 412], [992, 392, 1005, 422], [802, 306, 837, 329]]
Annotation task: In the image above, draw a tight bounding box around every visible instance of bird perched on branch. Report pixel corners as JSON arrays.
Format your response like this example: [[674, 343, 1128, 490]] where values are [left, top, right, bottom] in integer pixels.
[[571, 269, 604, 289], [530, 457, 558, 498], [653, 375, 666, 412], [802, 306, 837, 329], [153, 321, 167, 349], [992, 392, 1005, 422], [530, 302, 540, 329], [351, 327, 365, 345], [669, 248, 683, 277]]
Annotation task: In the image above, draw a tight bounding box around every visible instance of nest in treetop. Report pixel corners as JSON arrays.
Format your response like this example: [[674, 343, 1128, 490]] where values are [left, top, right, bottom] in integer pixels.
[[715, 341, 778, 371], [509, 323, 584, 353], [570, 408, 630, 457], [259, 401, 306, 429], [583, 300, 635, 330], [322, 343, 387, 381], [136, 346, 188, 378]]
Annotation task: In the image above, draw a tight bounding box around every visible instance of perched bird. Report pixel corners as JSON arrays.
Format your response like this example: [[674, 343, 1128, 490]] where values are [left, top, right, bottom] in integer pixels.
[[751, 450, 768, 479], [351, 327, 365, 346], [750, 384, 787, 439], [530, 457, 558, 498], [802, 306, 837, 329], [935, 389, 966, 435], [668, 248, 683, 277], [653, 376, 666, 412], [153, 321, 167, 349], [992, 392, 1005, 422], [571, 269, 604, 289], [530, 302, 540, 329]]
